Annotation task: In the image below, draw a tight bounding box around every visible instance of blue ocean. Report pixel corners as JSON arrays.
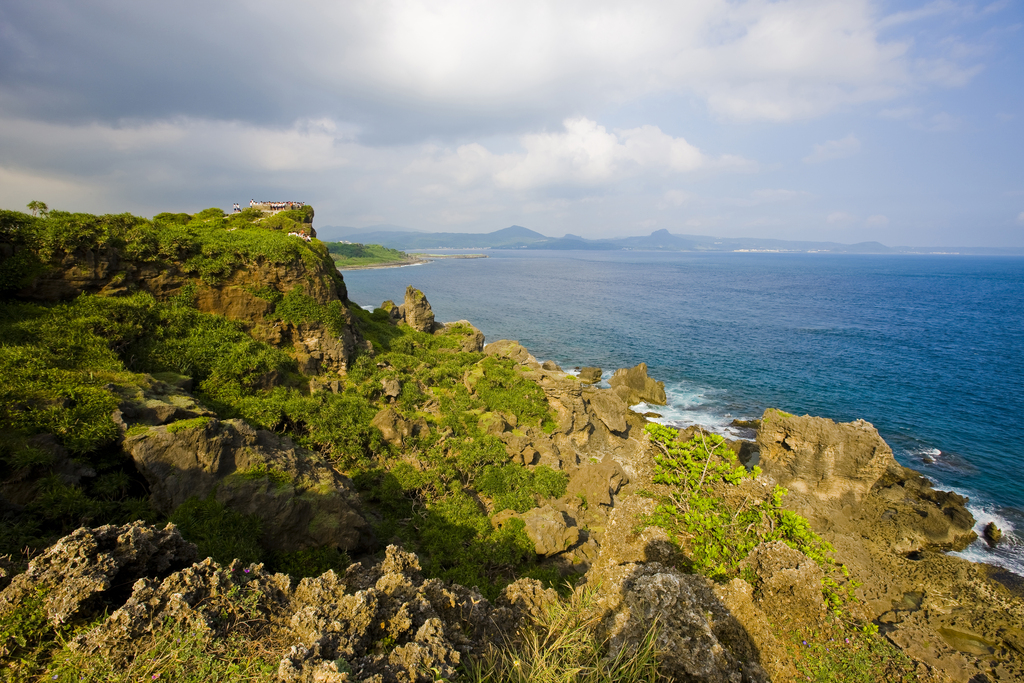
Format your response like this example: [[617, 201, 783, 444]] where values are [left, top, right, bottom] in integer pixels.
[[342, 251, 1024, 575]]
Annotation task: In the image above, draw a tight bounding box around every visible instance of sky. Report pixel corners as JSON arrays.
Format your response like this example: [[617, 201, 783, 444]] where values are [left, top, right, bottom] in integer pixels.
[[1, 1, 1022, 247]]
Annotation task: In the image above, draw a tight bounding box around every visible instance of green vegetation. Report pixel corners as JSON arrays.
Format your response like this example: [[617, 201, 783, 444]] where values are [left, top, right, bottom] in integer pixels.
[[644, 423, 838, 584], [0, 205, 562, 601], [45, 579, 279, 683], [0, 206, 330, 292], [168, 496, 264, 566], [325, 241, 413, 268], [785, 618, 920, 683]]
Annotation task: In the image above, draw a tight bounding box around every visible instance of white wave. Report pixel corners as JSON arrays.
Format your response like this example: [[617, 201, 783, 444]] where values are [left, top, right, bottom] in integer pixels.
[[632, 383, 757, 440]]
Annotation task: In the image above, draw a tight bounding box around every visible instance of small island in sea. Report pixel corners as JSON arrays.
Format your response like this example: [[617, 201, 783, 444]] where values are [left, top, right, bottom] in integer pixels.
[[0, 204, 1020, 682]]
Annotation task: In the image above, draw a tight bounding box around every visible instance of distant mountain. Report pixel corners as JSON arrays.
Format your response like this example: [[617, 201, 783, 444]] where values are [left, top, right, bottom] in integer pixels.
[[330, 225, 549, 249], [323, 225, 1024, 255]]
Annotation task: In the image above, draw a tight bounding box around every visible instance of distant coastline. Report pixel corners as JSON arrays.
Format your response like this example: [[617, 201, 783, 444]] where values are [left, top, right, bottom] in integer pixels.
[[321, 224, 1024, 255], [333, 251, 488, 271]]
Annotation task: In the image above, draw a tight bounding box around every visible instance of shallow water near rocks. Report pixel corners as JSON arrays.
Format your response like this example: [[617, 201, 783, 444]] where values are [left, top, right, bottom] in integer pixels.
[[342, 250, 1024, 575]]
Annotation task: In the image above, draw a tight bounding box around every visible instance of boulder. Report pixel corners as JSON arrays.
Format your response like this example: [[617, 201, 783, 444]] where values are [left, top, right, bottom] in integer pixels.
[[440, 320, 485, 352], [483, 339, 537, 365], [110, 374, 214, 430], [582, 387, 628, 433], [520, 506, 579, 556], [124, 418, 368, 553], [382, 377, 401, 399], [741, 541, 826, 622], [541, 360, 561, 371], [577, 367, 602, 384], [597, 563, 768, 683], [0, 522, 196, 630], [566, 456, 628, 507], [608, 363, 667, 406], [371, 408, 428, 447], [984, 521, 1002, 547], [755, 409, 903, 504], [398, 286, 436, 333]]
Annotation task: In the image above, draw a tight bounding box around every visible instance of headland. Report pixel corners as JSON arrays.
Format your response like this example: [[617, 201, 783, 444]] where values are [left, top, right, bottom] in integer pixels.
[[0, 204, 1020, 682]]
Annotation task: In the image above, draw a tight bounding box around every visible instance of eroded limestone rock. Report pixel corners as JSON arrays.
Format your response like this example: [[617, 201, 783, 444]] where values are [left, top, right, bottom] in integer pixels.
[[124, 418, 368, 553], [608, 363, 667, 406], [398, 286, 436, 333], [0, 522, 196, 629], [756, 409, 903, 504]]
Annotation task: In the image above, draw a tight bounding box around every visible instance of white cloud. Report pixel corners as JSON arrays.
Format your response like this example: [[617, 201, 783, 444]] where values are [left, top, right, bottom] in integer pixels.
[[408, 117, 725, 191], [865, 214, 890, 227], [661, 190, 695, 207], [827, 211, 856, 224], [804, 135, 862, 163], [0, 114, 747, 231]]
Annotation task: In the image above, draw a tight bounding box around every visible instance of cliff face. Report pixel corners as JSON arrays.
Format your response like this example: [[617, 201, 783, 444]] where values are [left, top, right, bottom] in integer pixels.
[[9, 217, 357, 374]]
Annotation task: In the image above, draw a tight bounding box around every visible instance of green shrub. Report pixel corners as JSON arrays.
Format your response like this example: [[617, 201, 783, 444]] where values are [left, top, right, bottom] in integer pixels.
[[478, 464, 568, 513], [474, 356, 554, 429], [169, 496, 263, 565], [271, 546, 350, 579], [644, 423, 837, 585]]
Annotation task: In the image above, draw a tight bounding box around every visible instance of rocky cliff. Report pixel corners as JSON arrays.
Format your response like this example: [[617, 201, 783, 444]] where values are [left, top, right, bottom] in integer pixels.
[[3, 206, 1022, 682]]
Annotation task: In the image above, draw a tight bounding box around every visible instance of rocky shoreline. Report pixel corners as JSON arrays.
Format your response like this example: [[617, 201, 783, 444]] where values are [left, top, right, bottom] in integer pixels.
[[2, 206, 1022, 682]]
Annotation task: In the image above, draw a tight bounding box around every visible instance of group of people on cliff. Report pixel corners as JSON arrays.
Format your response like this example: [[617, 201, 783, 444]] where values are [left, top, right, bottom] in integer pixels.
[[248, 199, 305, 211]]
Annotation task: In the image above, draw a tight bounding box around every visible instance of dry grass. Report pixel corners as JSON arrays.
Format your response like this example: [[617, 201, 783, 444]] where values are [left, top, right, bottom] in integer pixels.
[[464, 584, 668, 683]]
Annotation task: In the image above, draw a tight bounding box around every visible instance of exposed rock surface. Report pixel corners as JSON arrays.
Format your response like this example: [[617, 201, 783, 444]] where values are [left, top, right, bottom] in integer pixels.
[[371, 408, 428, 447], [124, 418, 368, 553], [397, 286, 437, 333], [111, 373, 215, 430], [577, 366, 602, 384], [519, 506, 580, 556], [480, 343, 650, 483], [741, 541, 825, 621], [0, 522, 195, 630], [586, 498, 767, 682], [756, 408, 904, 504], [751, 409, 1024, 682], [608, 363, 667, 406], [2, 527, 560, 683], [565, 456, 628, 507], [439, 320, 485, 352]]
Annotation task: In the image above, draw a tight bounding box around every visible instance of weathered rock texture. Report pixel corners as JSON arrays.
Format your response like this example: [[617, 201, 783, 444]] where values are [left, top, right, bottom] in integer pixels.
[[577, 366, 602, 384], [750, 409, 1024, 683], [14, 238, 359, 375], [0, 522, 196, 631], [440, 320, 485, 352], [756, 408, 903, 504], [586, 498, 768, 683], [478, 340, 652, 495], [397, 286, 437, 333], [111, 373, 215, 430], [124, 418, 368, 553], [0, 526, 561, 683], [608, 363, 667, 406]]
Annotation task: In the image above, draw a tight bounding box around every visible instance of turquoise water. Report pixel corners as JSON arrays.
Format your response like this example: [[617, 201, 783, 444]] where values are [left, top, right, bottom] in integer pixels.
[[341, 251, 1024, 574]]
